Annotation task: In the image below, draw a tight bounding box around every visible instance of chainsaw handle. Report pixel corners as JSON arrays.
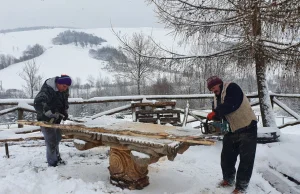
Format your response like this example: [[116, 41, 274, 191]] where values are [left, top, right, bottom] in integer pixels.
[[200, 119, 210, 134]]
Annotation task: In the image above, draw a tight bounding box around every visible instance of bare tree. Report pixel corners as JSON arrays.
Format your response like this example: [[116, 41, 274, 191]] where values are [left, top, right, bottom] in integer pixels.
[[86, 75, 95, 87], [73, 77, 82, 98], [19, 59, 43, 98], [147, 0, 300, 127], [108, 31, 161, 95]]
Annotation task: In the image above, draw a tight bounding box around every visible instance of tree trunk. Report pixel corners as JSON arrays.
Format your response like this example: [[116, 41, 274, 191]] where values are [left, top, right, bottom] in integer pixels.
[[255, 57, 277, 127], [137, 78, 141, 95], [252, 2, 276, 127]]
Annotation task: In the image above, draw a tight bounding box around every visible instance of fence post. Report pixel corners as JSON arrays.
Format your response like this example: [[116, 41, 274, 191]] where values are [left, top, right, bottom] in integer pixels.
[[270, 96, 274, 108], [5, 142, 9, 158], [18, 109, 24, 128]]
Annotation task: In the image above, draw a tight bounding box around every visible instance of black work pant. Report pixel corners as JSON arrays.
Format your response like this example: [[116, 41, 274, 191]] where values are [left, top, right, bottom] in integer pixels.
[[221, 122, 257, 191], [41, 127, 62, 167]]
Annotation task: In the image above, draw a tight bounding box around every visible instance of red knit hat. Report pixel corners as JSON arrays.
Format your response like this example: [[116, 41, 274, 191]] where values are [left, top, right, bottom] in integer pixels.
[[206, 76, 223, 90]]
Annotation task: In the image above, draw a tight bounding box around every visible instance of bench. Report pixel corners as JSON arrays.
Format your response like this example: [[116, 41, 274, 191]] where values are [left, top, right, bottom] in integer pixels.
[[131, 101, 181, 125]]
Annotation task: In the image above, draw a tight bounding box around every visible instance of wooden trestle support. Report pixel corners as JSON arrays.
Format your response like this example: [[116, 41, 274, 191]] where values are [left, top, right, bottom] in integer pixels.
[[109, 147, 149, 189]]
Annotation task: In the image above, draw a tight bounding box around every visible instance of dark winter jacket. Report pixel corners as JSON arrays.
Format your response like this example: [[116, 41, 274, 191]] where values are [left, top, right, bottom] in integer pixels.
[[213, 83, 244, 118], [34, 77, 69, 124]]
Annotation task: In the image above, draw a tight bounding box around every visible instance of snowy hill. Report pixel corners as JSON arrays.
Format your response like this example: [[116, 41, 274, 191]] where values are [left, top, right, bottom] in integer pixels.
[[0, 28, 179, 90]]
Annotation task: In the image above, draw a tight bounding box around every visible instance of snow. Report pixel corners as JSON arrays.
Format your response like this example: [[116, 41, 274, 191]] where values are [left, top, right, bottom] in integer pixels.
[[73, 139, 86, 145], [131, 151, 150, 159], [17, 102, 34, 111], [0, 117, 299, 194]]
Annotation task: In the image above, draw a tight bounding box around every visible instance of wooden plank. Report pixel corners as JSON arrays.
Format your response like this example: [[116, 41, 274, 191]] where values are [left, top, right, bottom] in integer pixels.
[[131, 101, 176, 108], [136, 110, 181, 114], [0, 136, 44, 142], [18, 120, 215, 145], [138, 118, 179, 124]]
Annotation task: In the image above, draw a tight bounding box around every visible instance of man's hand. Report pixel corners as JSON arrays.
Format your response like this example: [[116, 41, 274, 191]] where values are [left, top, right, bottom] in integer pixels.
[[44, 110, 60, 119], [207, 111, 216, 121]]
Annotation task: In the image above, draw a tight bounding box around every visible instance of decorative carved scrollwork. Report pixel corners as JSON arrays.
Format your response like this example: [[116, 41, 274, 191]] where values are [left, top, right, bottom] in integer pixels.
[[108, 147, 149, 190]]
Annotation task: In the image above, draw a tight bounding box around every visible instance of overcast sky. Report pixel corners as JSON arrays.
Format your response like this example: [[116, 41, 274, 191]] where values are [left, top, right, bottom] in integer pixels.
[[0, 0, 163, 30]]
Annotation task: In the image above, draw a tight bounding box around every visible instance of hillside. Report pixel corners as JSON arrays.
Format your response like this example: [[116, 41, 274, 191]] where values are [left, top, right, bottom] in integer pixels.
[[0, 28, 180, 90]]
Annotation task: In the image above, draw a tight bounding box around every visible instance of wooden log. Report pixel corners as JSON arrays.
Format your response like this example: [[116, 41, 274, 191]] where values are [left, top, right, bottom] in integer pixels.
[[17, 120, 215, 146], [0, 136, 44, 142]]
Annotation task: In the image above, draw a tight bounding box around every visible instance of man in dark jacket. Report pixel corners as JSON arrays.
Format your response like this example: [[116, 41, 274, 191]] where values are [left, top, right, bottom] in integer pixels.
[[206, 76, 257, 194], [34, 75, 72, 167]]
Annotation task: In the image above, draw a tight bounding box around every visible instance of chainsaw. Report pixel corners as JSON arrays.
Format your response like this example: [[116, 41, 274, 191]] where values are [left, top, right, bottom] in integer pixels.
[[185, 108, 229, 135], [200, 119, 230, 135]]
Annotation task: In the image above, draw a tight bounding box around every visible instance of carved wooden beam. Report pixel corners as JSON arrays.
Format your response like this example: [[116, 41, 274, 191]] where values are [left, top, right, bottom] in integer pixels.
[[18, 120, 215, 190], [18, 120, 215, 145]]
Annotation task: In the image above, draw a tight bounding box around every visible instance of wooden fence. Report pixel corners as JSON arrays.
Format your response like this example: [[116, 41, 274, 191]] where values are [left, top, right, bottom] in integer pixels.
[[0, 93, 299, 129]]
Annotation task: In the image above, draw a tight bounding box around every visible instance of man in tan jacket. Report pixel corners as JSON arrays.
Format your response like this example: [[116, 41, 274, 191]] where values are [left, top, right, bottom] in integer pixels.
[[206, 76, 257, 194]]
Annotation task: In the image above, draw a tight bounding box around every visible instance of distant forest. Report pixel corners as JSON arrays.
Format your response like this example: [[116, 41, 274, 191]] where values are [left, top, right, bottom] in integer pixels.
[[0, 44, 45, 70], [89, 46, 126, 61], [0, 26, 76, 33], [52, 30, 106, 47]]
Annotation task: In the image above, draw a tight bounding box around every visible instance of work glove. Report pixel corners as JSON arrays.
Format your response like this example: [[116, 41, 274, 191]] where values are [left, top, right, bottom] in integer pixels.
[[207, 111, 216, 121], [62, 111, 68, 121], [44, 110, 60, 119]]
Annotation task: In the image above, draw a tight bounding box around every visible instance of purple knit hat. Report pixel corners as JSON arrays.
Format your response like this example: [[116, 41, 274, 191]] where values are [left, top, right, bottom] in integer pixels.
[[206, 76, 223, 90], [56, 75, 72, 86]]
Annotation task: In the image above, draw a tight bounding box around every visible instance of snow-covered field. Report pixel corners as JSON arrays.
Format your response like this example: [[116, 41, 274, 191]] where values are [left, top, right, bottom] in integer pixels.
[[0, 117, 300, 194], [0, 27, 180, 90]]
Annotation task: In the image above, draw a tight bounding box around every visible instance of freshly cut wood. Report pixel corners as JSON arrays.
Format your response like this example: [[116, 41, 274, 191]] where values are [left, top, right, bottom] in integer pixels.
[[18, 120, 215, 145]]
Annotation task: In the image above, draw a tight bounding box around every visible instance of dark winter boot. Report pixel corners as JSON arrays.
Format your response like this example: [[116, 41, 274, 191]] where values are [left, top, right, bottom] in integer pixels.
[[232, 188, 245, 194], [57, 155, 66, 165], [218, 180, 234, 188]]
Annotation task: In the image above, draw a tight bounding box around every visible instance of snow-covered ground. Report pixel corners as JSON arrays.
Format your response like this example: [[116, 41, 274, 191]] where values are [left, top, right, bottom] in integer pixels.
[[1, 27, 300, 194], [0, 117, 300, 194], [0, 27, 181, 90]]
